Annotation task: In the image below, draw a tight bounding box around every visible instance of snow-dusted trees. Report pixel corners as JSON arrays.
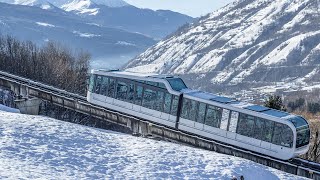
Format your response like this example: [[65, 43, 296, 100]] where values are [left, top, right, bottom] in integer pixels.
[[0, 36, 90, 95]]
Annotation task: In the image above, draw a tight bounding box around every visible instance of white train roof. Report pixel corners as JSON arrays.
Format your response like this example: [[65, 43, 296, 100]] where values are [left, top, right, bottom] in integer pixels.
[[92, 69, 175, 79]]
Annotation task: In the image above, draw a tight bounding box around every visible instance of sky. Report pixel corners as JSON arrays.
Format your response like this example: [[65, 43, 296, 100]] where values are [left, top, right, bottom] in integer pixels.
[[124, 0, 235, 17]]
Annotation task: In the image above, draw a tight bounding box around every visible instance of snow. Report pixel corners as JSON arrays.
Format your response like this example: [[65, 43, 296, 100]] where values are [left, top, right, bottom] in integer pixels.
[[40, 4, 52, 10], [0, 111, 307, 179], [36, 22, 55, 27], [62, 0, 99, 15]]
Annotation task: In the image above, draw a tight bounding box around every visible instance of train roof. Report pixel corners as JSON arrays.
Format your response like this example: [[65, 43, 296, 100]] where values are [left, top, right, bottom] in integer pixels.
[[92, 69, 176, 79], [183, 89, 300, 122]]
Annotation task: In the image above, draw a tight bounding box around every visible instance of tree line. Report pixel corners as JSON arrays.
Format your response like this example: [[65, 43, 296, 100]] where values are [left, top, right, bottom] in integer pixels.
[[0, 35, 90, 95]]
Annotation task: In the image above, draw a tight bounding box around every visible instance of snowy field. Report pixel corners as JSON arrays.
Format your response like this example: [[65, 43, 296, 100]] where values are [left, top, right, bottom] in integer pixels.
[[0, 107, 306, 179]]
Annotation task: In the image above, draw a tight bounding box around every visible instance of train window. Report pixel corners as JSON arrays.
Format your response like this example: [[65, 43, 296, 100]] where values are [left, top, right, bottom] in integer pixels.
[[158, 83, 166, 89], [189, 100, 197, 121], [142, 88, 157, 110], [89, 74, 96, 92], [228, 111, 239, 133], [272, 123, 293, 148], [263, 120, 274, 142], [146, 81, 158, 87], [253, 117, 265, 140], [116, 81, 128, 101], [154, 91, 164, 112], [164, 93, 172, 114], [135, 85, 143, 105], [107, 78, 116, 98], [237, 114, 255, 137], [205, 105, 222, 128], [100, 76, 109, 95], [196, 102, 206, 124], [94, 75, 102, 94], [166, 78, 187, 91], [127, 83, 135, 104], [296, 126, 310, 148], [181, 98, 191, 119], [170, 95, 179, 116], [220, 109, 230, 130], [288, 116, 310, 148]]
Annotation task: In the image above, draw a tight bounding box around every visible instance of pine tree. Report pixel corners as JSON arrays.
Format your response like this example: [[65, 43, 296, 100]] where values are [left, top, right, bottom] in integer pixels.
[[264, 95, 287, 111]]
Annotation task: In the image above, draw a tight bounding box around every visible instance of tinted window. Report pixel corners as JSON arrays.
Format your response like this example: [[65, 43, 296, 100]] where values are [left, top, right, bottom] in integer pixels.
[[100, 76, 109, 95], [135, 85, 143, 105], [164, 93, 172, 114], [205, 105, 222, 128], [288, 116, 310, 148], [94, 75, 102, 94], [159, 83, 167, 89], [181, 98, 197, 121], [237, 114, 255, 137], [272, 123, 293, 148], [127, 83, 135, 103], [196, 103, 206, 124], [107, 78, 116, 98], [166, 78, 187, 91], [253, 117, 265, 140], [296, 126, 310, 148], [181, 98, 191, 119], [189, 100, 198, 121], [262, 119, 274, 143], [154, 91, 164, 112], [116, 81, 128, 101], [170, 95, 179, 116], [146, 81, 158, 87], [142, 88, 157, 109], [89, 74, 96, 92]]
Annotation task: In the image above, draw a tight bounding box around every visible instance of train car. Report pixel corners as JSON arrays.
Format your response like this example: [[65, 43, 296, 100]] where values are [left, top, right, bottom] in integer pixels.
[[87, 69, 310, 160]]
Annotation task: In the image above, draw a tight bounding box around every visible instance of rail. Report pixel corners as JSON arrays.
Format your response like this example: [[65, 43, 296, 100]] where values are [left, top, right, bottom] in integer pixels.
[[0, 70, 319, 179]]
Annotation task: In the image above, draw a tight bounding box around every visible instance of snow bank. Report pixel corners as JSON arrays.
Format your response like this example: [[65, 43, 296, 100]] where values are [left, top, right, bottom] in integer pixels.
[[0, 112, 305, 179]]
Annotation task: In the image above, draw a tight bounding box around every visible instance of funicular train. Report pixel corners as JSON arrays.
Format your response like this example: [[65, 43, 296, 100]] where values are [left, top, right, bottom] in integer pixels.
[[87, 69, 310, 160]]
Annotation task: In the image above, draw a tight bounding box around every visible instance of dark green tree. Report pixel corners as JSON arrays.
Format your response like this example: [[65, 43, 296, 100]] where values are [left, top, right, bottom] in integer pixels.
[[264, 95, 287, 111], [308, 102, 320, 114]]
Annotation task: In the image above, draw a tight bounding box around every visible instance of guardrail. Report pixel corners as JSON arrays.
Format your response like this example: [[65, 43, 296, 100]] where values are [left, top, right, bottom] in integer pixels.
[[0, 70, 319, 179]]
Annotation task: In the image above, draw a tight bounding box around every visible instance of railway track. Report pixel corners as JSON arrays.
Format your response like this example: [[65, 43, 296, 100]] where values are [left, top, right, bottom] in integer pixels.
[[0, 70, 320, 179]]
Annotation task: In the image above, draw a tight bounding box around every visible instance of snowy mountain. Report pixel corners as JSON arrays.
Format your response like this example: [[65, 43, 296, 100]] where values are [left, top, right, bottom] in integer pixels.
[[0, 2, 155, 66], [0, 0, 128, 7], [0, 0, 193, 39], [125, 0, 320, 93], [0, 108, 305, 179]]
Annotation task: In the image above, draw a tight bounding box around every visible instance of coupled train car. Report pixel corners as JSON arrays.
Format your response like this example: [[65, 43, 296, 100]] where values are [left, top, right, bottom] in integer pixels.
[[87, 69, 311, 160]]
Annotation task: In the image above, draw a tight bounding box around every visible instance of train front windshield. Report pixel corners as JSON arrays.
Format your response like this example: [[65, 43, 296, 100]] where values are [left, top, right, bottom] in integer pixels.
[[289, 117, 310, 148], [166, 78, 187, 91]]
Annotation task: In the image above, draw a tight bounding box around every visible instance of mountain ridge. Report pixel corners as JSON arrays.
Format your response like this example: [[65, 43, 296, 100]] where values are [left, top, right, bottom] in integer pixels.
[[125, 0, 320, 93]]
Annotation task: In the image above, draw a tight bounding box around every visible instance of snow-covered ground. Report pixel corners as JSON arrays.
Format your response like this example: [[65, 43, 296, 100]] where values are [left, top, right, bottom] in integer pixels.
[[0, 107, 305, 179]]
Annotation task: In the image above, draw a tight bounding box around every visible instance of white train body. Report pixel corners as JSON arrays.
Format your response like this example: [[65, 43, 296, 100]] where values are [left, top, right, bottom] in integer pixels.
[[87, 70, 310, 160]]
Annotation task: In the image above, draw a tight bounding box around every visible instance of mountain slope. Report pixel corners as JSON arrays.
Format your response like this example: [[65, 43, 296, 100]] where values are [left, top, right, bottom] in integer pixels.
[[0, 109, 305, 179], [0, 0, 194, 39], [0, 2, 155, 62], [83, 5, 194, 39], [125, 0, 320, 93]]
